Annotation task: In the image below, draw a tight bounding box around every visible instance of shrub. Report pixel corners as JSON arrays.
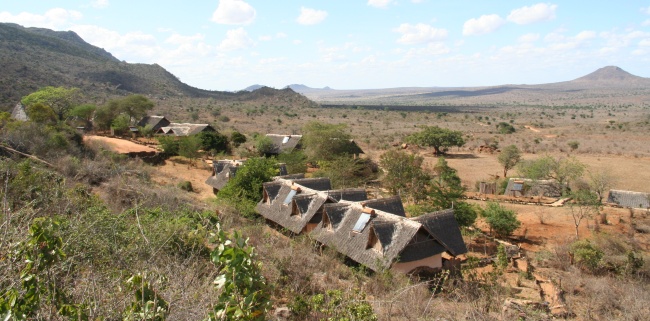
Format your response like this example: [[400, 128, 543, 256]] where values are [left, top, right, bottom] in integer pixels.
[[178, 181, 193, 192], [570, 240, 603, 273], [481, 202, 521, 237]]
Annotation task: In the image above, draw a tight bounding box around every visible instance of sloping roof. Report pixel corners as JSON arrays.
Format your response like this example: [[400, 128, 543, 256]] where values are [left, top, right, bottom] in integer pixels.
[[256, 180, 330, 234], [607, 190, 650, 209], [265, 134, 303, 154], [159, 123, 215, 136], [311, 203, 421, 271], [136, 115, 170, 131], [412, 209, 468, 256], [504, 178, 561, 197], [290, 177, 332, 191], [361, 196, 406, 217], [326, 188, 368, 202], [11, 103, 28, 121], [204, 160, 244, 191]]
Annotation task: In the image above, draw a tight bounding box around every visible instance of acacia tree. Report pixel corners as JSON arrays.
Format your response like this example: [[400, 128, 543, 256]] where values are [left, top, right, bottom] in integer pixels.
[[587, 169, 617, 203], [517, 155, 585, 195], [380, 150, 430, 203], [21, 86, 81, 121], [302, 121, 358, 161], [569, 190, 600, 239], [405, 126, 465, 154], [497, 145, 522, 178]]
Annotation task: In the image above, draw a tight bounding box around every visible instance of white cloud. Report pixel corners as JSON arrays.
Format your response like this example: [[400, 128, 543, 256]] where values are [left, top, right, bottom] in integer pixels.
[[641, 6, 650, 15], [463, 14, 505, 36], [91, 0, 110, 9], [165, 33, 205, 45], [507, 3, 557, 25], [218, 27, 254, 51], [639, 39, 650, 47], [367, 0, 393, 8], [0, 8, 82, 29], [575, 30, 596, 41], [518, 33, 540, 43], [211, 0, 256, 25], [642, 19, 650, 27], [296, 7, 327, 25], [258, 35, 272, 41], [71, 24, 159, 60], [403, 43, 450, 58], [293, 39, 302, 45], [394, 23, 447, 44], [276, 32, 287, 38]]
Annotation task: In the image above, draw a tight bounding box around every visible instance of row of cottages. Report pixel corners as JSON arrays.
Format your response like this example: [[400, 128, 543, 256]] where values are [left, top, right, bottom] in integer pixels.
[[263, 133, 365, 158], [256, 176, 467, 273], [136, 115, 215, 136], [204, 159, 289, 194]]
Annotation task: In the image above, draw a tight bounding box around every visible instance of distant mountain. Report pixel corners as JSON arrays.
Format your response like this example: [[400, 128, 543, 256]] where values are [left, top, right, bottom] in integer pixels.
[[569, 66, 650, 86], [0, 23, 315, 110], [243, 84, 265, 91], [286, 84, 333, 93]]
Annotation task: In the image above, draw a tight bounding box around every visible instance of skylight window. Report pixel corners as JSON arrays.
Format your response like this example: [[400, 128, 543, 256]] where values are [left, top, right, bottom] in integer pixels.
[[282, 136, 290, 144], [283, 189, 297, 205], [352, 213, 372, 233]]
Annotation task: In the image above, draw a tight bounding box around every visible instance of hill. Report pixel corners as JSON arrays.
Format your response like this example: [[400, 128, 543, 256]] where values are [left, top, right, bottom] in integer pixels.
[[0, 23, 315, 111]]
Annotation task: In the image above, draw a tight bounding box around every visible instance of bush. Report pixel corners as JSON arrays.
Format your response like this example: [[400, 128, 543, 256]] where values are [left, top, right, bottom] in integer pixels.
[[481, 202, 521, 237], [178, 181, 193, 192], [570, 240, 603, 273]]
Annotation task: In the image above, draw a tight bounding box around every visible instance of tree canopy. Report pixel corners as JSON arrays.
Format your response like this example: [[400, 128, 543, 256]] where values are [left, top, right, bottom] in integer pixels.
[[106, 94, 154, 124], [481, 202, 521, 237], [497, 145, 522, 178], [517, 155, 585, 195], [405, 126, 465, 154], [21, 86, 81, 121], [302, 121, 359, 162]]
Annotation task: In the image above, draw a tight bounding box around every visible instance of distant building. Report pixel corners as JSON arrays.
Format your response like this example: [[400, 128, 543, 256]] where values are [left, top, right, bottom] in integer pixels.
[[204, 159, 288, 194], [264, 134, 303, 155], [504, 178, 562, 198], [606, 190, 650, 209], [157, 123, 215, 136], [136, 115, 171, 132]]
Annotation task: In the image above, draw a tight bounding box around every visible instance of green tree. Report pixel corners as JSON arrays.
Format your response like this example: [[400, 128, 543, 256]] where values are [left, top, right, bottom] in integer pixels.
[[254, 135, 275, 156], [230, 131, 247, 147], [428, 157, 477, 227], [198, 131, 229, 154], [313, 156, 377, 189], [69, 104, 97, 122], [111, 114, 131, 135], [570, 240, 603, 272], [157, 136, 179, 155], [93, 104, 119, 131], [481, 202, 521, 237], [517, 155, 585, 195], [25, 103, 57, 124], [277, 150, 307, 174], [113, 94, 155, 123], [587, 169, 617, 203], [178, 135, 203, 164], [302, 121, 359, 161], [218, 158, 279, 217], [21, 86, 81, 121], [567, 140, 580, 152], [380, 150, 430, 203], [497, 145, 522, 178], [496, 122, 516, 134], [405, 126, 465, 154]]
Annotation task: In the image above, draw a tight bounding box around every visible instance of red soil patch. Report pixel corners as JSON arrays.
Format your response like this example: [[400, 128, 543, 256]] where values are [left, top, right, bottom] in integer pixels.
[[84, 135, 157, 154]]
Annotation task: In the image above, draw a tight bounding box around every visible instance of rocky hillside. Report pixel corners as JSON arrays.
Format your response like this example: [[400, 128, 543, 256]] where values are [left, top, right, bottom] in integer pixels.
[[0, 23, 316, 111]]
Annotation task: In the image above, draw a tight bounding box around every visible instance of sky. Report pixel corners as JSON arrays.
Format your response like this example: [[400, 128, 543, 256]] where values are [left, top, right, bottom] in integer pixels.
[[2, 1, 650, 91]]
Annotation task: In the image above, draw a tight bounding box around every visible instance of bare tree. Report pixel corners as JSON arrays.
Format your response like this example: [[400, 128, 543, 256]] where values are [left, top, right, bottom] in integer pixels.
[[588, 169, 617, 203], [569, 190, 600, 239]]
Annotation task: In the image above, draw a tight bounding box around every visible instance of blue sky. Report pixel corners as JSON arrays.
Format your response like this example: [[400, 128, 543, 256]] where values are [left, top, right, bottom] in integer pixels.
[[2, 1, 650, 91]]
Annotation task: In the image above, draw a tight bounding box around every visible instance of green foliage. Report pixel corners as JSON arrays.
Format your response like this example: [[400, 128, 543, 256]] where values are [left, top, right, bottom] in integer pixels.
[[21, 86, 80, 120], [481, 202, 521, 237], [25, 103, 57, 124], [302, 121, 359, 162], [112, 94, 155, 123], [568, 189, 600, 238], [379, 150, 429, 203], [567, 140, 580, 151], [93, 104, 119, 131], [69, 104, 96, 121], [206, 227, 270, 321], [218, 157, 279, 218], [198, 131, 229, 153], [178, 135, 203, 162], [313, 156, 377, 189], [277, 150, 307, 174], [496, 244, 509, 271], [0, 218, 87, 320], [111, 114, 131, 135], [517, 155, 585, 195], [497, 145, 522, 177], [496, 122, 516, 134], [230, 131, 247, 147], [405, 125, 465, 154], [289, 290, 377, 321], [254, 135, 275, 156], [157, 136, 179, 155], [123, 273, 169, 321], [453, 201, 479, 227], [570, 240, 603, 272]]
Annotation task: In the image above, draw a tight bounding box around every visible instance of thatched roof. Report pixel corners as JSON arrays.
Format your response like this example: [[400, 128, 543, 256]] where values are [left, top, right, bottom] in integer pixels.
[[607, 189, 650, 209], [204, 160, 244, 191], [265, 134, 302, 154], [11, 103, 28, 121], [257, 181, 330, 234], [504, 178, 561, 198], [361, 196, 406, 217], [326, 188, 368, 202], [412, 209, 467, 256], [136, 115, 170, 131], [158, 123, 215, 136], [311, 205, 466, 272], [290, 177, 332, 191]]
